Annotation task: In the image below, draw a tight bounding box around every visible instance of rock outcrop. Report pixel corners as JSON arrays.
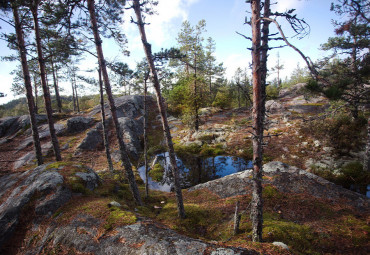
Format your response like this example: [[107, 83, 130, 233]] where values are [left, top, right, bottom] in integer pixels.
[[0, 114, 47, 139], [0, 163, 100, 248], [27, 218, 255, 255], [76, 123, 104, 151], [189, 161, 369, 210], [66, 116, 95, 133]]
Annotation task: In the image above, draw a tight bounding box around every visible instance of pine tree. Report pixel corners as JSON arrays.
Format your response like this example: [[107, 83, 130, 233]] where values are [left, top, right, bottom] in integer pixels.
[[29, 0, 62, 161], [132, 0, 186, 219], [3, 1, 44, 166], [87, 0, 142, 206]]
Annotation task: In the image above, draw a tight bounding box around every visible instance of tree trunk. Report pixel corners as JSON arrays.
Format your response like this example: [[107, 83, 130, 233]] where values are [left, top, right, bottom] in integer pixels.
[[365, 116, 370, 172], [98, 66, 114, 172], [233, 201, 241, 235], [12, 4, 43, 166], [75, 80, 80, 112], [194, 53, 199, 131], [133, 0, 186, 219], [31, 1, 62, 161], [71, 75, 76, 112], [51, 57, 62, 113], [87, 0, 142, 206], [250, 0, 263, 242], [144, 75, 149, 198], [261, 0, 270, 123], [33, 75, 38, 114]]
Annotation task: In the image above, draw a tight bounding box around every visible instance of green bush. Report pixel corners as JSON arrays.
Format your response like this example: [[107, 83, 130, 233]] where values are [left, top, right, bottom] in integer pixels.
[[337, 161, 370, 194], [301, 113, 367, 155], [212, 87, 232, 109]]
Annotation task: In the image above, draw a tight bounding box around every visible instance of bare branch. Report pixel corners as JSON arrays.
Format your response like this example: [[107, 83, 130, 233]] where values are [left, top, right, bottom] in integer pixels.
[[236, 31, 252, 41], [259, 17, 319, 79]]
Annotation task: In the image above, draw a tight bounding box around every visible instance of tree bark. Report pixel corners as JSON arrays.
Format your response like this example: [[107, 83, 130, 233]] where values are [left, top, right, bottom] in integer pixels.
[[144, 75, 149, 198], [194, 53, 199, 131], [87, 0, 142, 206], [98, 65, 114, 172], [365, 116, 370, 172], [250, 0, 263, 242], [133, 0, 186, 218], [261, 0, 270, 122], [233, 201, 241, 235], [33, 75, 38, 114], [71, 72, 76, 112], [74, 78, 80, 112], [51, 57, 62, 113], [31, 0, 62, 161], [12, 4, 43, 166]]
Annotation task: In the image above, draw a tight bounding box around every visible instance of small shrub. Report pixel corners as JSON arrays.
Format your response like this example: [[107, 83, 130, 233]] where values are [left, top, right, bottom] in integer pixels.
[[337, 161, 370, 194]]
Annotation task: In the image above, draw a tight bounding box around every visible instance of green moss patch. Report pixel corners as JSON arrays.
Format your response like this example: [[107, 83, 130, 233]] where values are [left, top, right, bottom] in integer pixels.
[[55, 197, 136, 230], [149, 163, 164, 182]]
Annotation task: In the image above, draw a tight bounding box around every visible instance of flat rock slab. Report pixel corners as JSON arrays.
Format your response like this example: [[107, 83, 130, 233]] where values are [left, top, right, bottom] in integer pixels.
[[30, 216, 256, 255]]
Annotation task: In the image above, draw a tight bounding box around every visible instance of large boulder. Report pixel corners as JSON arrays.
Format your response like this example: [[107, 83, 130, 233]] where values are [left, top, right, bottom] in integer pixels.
[[0, 163, 100, 248], [0, 115, 47, 138], [66, 116, 95, 134], [116, 116, 144, 160], [76, 123, 104, 151], [189, 161, 369, 210], [89, 95, 152, 119], [278, 83, 306, 98], [265, 100, 284, 113]]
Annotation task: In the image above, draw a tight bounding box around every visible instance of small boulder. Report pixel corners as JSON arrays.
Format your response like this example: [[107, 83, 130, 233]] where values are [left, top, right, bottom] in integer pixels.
[[272, 242, 289, 250], [77, 128, 103, 151]]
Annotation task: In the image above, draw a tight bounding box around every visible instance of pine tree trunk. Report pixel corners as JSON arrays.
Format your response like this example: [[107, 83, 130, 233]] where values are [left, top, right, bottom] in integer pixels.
[[144, 76, 149, 198], [71, 76, 76, 112], [194, 55, 199, 131], [31, 2, 62, 161], [33, 75, 38, 114], [75, 81, 80, 112], [98, 66, 114, 172], [51, 57, 62, 113], [365, 117, 370, 172], [261, 0, 270, 121], [133, 0, 186, 218], [12, 4, 43, 166], [250, 0, 263, 242], [87, 0, 142, 206]]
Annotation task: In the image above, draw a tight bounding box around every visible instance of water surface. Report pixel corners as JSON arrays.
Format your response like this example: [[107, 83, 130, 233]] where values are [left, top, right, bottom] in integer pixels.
[[138, 152, 252, 192]]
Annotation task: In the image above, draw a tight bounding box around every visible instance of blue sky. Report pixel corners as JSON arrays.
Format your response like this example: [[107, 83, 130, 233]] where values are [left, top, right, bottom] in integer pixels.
[[0, 0, 339, 104]]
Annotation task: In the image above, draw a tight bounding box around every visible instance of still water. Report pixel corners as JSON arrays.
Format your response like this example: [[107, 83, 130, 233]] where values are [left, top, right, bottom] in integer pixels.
[[138, 152, 252, 192]]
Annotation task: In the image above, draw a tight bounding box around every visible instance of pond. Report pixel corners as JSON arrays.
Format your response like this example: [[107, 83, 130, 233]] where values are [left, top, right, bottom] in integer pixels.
[[138, 152, 253, 192]]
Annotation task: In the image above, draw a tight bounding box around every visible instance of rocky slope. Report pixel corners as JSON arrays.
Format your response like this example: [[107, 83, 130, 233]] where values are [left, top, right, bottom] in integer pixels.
[[0, 92, 368, 254]]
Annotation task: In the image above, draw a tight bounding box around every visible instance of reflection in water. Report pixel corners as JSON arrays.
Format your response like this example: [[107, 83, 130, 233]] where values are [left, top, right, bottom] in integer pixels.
[[138, 152, 252, 192]]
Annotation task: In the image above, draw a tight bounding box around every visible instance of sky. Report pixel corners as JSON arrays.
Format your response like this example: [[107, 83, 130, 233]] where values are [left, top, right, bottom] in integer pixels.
[[0, 0, 340, 105]]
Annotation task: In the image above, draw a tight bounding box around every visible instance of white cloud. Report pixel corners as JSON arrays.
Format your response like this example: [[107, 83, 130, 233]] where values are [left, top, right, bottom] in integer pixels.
[[223, 53, 251, 80], [273, 0, 306, 13], [123, 0, 200, 53]]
